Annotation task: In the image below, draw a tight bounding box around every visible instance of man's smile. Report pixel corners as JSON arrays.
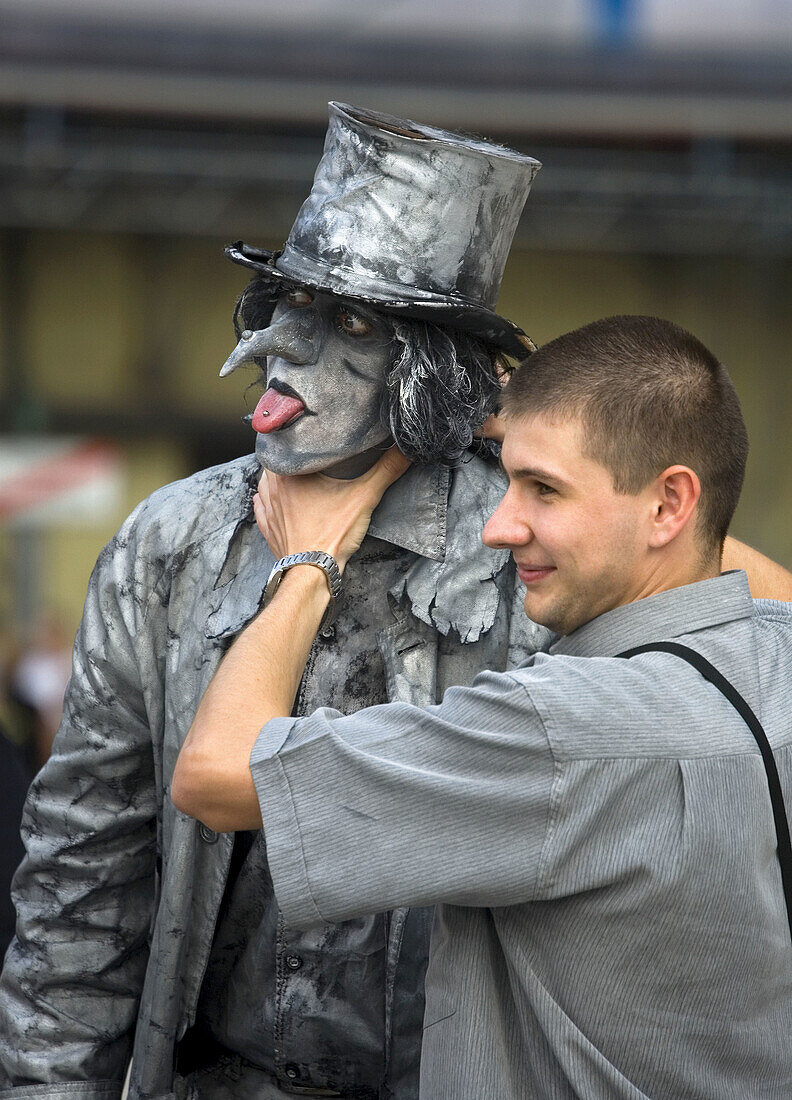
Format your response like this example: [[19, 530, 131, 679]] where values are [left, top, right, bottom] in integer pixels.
[[515, 564, 557, 584]]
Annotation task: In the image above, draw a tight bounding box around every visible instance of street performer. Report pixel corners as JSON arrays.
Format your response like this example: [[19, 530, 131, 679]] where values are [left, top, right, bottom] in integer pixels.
[[0, 104, 546, 1099]]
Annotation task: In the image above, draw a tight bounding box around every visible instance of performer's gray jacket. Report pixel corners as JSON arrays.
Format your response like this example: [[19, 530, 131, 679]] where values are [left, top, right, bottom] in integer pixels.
[[0, 453, 544, 1100]]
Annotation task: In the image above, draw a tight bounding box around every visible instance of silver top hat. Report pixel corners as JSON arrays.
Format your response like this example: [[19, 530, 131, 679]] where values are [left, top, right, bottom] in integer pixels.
[[226, 102, 540, 357]]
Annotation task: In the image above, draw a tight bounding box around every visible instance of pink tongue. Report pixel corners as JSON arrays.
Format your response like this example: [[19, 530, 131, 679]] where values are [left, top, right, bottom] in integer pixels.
[[252, 388, 306, 433]]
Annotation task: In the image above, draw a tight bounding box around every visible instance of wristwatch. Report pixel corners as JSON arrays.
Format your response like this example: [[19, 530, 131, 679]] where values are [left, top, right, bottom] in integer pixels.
[[263, 551, 342, 630]]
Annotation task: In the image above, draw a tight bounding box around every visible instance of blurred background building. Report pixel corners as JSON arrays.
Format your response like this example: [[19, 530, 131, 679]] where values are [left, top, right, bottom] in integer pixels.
[[0, 0, 791, 780]]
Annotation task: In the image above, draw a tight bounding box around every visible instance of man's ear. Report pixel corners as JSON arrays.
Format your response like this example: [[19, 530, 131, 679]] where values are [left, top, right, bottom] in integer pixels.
[[647, 465, 701, 549]]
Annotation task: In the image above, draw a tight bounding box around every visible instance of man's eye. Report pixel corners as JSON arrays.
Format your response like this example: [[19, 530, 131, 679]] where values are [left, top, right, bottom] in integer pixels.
[[283, 287, 314, 307], [537, 482, 556, 496], [338, 309, 372, 336]]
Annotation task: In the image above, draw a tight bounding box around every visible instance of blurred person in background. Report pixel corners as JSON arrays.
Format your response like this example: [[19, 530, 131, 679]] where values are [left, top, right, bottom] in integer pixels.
[[0, 720, 27, 964], [8, 616, 72, 770], [0, 637, 31, 966]]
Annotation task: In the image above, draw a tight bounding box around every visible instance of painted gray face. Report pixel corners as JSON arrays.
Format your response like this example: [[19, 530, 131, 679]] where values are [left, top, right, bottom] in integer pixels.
[[222, 287, 393, 477]]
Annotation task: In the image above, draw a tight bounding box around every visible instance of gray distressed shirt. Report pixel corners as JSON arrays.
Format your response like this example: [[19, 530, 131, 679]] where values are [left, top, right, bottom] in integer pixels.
[[250, 571, 792, 1099], [0, 452, 543, 1100]]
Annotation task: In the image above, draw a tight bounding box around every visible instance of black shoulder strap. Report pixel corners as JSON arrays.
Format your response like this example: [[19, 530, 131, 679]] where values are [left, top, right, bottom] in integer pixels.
[[618, 640, 792, 944]]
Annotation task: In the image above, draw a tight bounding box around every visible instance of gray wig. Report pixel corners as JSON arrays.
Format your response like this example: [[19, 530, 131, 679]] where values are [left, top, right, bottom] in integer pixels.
[[234, 276, 505, 466]]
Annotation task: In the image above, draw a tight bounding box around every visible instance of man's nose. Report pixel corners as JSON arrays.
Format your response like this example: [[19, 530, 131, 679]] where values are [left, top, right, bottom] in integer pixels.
[[482, 491, 532, 549], [219, 310, 321, 377]]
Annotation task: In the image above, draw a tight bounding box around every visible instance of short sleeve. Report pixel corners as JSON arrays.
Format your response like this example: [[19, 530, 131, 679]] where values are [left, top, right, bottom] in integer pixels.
[[249, 670, 556, 928]]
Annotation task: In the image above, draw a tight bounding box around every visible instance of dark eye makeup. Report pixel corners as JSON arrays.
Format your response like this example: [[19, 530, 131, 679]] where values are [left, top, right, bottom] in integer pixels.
[[283, 287, 314, 307], [337, 309, 373, 337]]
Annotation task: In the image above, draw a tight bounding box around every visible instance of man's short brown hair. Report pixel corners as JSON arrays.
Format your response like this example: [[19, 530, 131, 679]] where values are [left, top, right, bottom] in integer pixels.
[[502, 315, 748, 552]]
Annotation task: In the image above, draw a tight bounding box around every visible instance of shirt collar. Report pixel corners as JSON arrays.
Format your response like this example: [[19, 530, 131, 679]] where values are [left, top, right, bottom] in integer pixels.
[[367, 463, 450, 562], [550, 570, 754, 659], [204, 457, 452, 640], [223, 456, 450, 572]]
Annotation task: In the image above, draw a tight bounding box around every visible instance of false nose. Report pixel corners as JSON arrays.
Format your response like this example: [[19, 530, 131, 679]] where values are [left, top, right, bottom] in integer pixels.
[[219, 310, 319, 377]]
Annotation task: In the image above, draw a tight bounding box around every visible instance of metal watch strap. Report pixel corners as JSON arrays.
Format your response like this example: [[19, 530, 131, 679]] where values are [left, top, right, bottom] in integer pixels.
[[263, 551, 342, 629]]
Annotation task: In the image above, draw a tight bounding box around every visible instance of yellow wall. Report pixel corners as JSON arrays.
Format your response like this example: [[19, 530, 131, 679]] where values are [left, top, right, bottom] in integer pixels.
[[25, 233, 143, 412], [40, 439, 187, 633], [22, 231, 257, 419]]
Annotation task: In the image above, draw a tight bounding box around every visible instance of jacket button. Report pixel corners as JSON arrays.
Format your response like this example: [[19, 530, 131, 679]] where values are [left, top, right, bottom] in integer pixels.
[[284, 1064, 299, 1080], [285, 953, 303, 970], [319, 624, 336, 642], [199, 823, 219, 844]]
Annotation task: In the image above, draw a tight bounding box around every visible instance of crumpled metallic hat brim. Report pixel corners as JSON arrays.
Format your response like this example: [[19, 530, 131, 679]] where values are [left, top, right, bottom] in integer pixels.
[[225, 242, 536, 359]]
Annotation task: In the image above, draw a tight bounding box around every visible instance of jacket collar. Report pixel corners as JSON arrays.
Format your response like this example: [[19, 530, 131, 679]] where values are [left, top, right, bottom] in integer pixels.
[[203, 455, 509, 645], [387, 456, 510, 643], [367, 463, 449, 562], [202, 459, 450, 642], [550, 570, 754, 660]]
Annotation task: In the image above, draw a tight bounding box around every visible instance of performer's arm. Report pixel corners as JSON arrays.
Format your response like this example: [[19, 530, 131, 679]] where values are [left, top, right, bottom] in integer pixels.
[[721, 537, 792, 600], [0, 509, 159, 1089]]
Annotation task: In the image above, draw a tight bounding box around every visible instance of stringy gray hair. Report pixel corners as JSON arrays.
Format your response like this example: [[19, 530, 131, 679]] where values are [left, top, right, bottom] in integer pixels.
[[234, 276, 505, 466], [385, 320, 502, 465]]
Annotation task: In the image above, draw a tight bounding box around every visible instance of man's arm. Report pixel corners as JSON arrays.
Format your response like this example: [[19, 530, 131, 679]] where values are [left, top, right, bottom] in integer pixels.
[[171, 565, 330, 831], [722, 537, 792, 600], [247, 667, 556, 929], [171, 447, 411, 832], [169, 448, 558, 930]]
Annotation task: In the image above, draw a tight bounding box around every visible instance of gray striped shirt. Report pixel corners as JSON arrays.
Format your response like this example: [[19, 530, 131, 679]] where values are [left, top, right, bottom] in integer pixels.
[[251, 571, 792, 1098]]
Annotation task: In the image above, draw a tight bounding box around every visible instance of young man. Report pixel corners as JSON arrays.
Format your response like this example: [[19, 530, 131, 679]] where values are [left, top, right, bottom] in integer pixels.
[[174, 315, 792, 1098]]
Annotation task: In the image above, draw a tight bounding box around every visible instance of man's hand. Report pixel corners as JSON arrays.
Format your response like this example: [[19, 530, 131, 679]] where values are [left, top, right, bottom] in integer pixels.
[[254, 445, 412, 569], [722, 537, 792, 600]]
